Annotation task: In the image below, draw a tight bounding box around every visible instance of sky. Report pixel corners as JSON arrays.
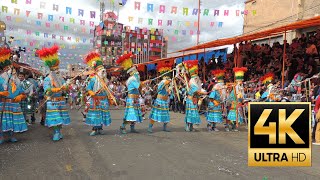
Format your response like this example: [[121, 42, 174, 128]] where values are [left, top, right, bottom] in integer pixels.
[[0, 0, 245, 69], [117, 0, 245, 53]]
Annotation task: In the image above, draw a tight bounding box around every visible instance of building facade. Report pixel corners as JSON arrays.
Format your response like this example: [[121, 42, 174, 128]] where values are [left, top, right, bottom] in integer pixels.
[[94, 12, 124, 67], [122, 27, 168, 64], [94, 12, 168, 66], [244, 0, 320, 43]]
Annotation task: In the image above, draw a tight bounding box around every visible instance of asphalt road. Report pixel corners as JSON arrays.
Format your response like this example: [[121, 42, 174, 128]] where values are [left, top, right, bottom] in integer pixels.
[[0, 107, 319, 180]]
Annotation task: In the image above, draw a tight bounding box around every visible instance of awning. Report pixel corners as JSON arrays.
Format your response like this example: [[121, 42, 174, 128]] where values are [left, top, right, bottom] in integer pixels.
[[137, 64, 146, 71], [147, 64, 156, 71], [173, 16, 320, 52]]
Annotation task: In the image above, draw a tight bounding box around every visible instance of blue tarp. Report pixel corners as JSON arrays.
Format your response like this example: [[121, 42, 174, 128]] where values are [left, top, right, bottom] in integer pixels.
[[204, 51, 215, 64], [174, 48, 228, 65], [176, 57, 183, 64], [198, 53, 205, 62], [183, 55, 189, 60], [147, 64, 156, 71], [189, 54, 197, 60], [213, 50, 227, 62]]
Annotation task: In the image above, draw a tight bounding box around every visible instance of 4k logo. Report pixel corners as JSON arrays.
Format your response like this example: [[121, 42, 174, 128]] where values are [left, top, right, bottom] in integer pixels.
[[255, 109, 305, 144], [248, 102, 311, 167]]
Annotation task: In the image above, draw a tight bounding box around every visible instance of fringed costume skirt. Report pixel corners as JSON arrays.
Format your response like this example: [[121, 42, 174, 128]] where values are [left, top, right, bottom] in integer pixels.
[[149, 98, 170, 123], [0, 102, 28, 132], [86, 99, 111, 127], [123, 97, 143, 123], [206, 103, 223, 123], [184, 99, 201, 124], [45, 100, 71, 127]]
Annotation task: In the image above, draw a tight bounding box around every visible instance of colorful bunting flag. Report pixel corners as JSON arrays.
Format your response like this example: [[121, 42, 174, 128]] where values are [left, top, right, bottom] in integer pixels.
[[171, 6, 177, 14], [148, 18, 153, 25], [183, 8, 189, 16], [2, 6, 8, 13], [53, 4, 59, 11], [26, 10, 31, 17], [203, 9, 209, 16], [147, 3, 154, 12], [159, 5, 165, 13], [14, 8, 20, 15], [66, 7, 72, 14], [135, 1, 141, 10], [192, 8, 198, 15], [37, 13, 43, 19]]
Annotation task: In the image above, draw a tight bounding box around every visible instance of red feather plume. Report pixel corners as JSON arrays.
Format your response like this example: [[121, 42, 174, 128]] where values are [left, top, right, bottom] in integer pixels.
[[0, 47, 11, 56], [116, 52, 133, 65], [260, 72, 275, 82], [183, 60, 198, 69], [84, 51, 100, 64], [37, 45, 59, 59], [233, 67, 248, 73], [157, 61, 173, 71], [211, 69, 225, 75]]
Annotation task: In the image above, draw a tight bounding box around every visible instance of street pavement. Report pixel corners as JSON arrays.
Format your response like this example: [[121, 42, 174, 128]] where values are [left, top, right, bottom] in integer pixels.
[[0, 107, 319, 180]]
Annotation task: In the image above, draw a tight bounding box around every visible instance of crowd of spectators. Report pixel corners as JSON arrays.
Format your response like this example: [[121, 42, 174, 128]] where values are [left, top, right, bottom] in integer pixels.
[[195, 29, 320, 87]]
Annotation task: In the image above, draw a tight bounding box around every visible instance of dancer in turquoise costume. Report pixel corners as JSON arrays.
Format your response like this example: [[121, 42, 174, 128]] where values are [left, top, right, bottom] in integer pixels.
[[0, 47, 27, 144], [37, 45, 70, 141], [206, 70, 225, 132], [84, 51, 112, 136], [182, 60, 208, 132], [260, 72, 276, 102], [226, 67, 247, 132], [116, 53, 145, 134], [148, 61, 173, 133]]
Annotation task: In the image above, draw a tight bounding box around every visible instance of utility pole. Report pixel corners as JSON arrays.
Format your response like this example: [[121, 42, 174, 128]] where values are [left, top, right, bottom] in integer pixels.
[[196, 0, 201, 45], [100, 2, 105, 22], [297, 0, 305, 21]]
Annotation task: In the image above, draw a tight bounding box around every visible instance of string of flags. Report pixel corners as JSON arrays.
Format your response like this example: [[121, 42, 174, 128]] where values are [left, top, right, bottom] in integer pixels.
[[7, 27, 93, 44], [119, 2, 256, 40], [127, 17, 225, 28], [2, 2, 251, 28], [20, 52, 85, 67], [131, 1, 256, 16], [3, 12, 97, 27], [2, 1, 96, 50], [2, 1, 98, 19], [11, 40, 90, 50], [6, 21, 94, 35], [1, 0, 255, 46]]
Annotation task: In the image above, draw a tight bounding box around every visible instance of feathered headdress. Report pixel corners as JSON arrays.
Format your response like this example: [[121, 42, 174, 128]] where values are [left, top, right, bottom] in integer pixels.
[[37, 45, 60, 71], [260, 72, 274, 85], [157, 61, 173, 78], [84, 51, 104, 72], [211, 69, 225, 82], [233, 67, 247, 81], [116, 52, 134, 72], [183, 60, 198, 77], [0, 47, 12, 70]]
